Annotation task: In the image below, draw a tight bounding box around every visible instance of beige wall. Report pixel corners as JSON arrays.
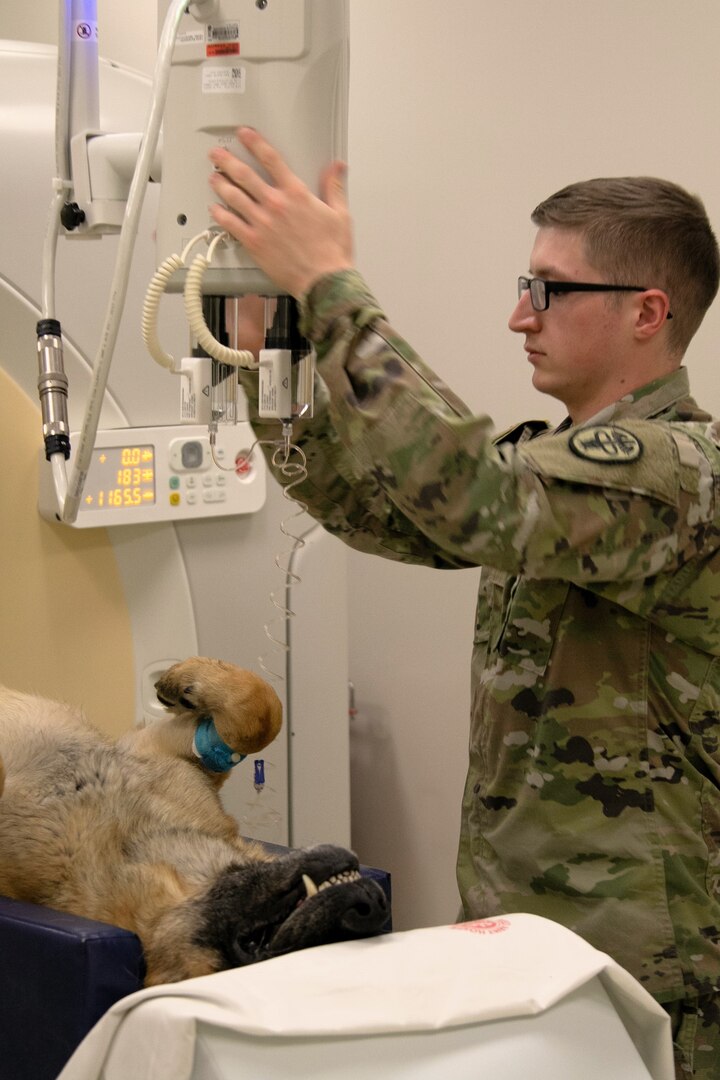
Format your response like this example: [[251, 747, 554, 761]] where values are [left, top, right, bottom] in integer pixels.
[[0, 369, 135, 736], [346, 0, 720, 929], [3, 0, 719, 928]]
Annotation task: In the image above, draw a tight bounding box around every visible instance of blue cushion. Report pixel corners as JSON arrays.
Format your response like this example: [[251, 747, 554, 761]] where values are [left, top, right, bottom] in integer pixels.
[[0, 896, 145, 1080], [0, 853, 391, 1079]]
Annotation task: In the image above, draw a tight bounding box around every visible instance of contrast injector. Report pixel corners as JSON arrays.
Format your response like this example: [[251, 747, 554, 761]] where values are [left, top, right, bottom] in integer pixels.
[[36, 318, 71, 460]]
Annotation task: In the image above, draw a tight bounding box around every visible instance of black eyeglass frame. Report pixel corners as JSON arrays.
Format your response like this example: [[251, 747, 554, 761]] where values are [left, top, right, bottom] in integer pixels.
[[517, 276, 673, 318]]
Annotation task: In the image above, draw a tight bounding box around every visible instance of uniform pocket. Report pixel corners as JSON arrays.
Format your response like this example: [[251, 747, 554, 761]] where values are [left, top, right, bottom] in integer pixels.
[[473, 567, 508, 654], [496, 576, 571, 678]]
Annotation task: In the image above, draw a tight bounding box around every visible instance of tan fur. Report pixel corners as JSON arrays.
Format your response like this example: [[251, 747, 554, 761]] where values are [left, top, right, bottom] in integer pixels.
[[0, 658, 281, 985]]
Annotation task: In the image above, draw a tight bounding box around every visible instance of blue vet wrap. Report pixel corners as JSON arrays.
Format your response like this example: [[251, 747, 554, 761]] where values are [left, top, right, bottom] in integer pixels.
[[193, 717, 246, 773]]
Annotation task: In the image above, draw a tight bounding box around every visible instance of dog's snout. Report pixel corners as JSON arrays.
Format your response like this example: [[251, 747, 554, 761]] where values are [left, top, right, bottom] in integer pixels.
[[339, 884, 388, 933]]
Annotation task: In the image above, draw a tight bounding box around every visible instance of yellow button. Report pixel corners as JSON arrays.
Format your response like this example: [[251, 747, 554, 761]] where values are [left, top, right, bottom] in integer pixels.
[[169, 492, 181, 506]]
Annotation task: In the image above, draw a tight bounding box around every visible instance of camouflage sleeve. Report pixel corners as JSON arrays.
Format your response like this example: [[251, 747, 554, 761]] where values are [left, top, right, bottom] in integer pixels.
[[242, 271, 717, 587], [298, 271, 717, 588], [238, 275, 478, 569]]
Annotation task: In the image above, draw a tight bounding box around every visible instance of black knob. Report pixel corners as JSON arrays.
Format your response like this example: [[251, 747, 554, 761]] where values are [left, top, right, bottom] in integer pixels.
[[60, 202, 86, 231]]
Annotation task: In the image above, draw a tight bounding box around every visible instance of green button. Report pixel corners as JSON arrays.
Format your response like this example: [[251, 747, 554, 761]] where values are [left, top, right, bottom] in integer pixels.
[[169, 476, 180, 490]]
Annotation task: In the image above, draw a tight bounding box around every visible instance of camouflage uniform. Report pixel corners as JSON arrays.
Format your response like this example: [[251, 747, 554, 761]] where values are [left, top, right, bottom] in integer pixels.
[[242, 270, 720, 1076]]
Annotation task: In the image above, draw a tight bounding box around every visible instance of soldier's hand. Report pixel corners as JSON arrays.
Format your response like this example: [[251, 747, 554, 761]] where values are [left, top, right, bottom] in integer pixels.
[[209, 127, 355, 298]]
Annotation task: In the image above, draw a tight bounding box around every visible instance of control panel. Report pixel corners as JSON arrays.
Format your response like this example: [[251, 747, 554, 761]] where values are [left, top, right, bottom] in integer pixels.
[[38, 424, 266, 527]]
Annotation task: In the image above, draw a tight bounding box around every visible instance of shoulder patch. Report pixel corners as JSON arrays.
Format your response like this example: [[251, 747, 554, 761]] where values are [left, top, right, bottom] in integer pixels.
[[520, 420, 680, 507], [569, 426, 643, 464]]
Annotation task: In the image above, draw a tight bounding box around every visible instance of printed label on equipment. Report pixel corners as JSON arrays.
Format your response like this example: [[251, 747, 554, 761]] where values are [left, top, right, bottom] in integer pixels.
[[207, 23, 240, 57], [176, 30, 205, 46], [207, 23, 240, 43], [207, 42, 240, 57], [202, 65, 246, 94]]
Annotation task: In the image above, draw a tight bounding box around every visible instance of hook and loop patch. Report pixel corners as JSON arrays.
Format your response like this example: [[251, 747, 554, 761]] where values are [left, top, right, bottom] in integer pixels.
[[569, 425, 643, 464]]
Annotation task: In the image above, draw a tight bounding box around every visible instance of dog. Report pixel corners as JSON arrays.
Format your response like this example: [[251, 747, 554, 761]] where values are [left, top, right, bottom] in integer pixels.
[[0, 657, 388, 985]]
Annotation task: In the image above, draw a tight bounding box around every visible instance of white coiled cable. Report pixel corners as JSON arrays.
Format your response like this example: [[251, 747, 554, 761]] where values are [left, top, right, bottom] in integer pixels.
[[142, 229, 258, 371], [141, 252, 185, 370], [182, 232, 258, 369]]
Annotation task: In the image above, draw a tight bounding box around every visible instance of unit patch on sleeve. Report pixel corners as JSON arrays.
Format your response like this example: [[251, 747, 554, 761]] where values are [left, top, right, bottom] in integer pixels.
[[569, 426, 643, 464]]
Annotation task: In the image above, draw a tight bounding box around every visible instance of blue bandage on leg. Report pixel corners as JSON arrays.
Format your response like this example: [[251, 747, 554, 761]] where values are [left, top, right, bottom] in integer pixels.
[[193, 716, 246, 773]]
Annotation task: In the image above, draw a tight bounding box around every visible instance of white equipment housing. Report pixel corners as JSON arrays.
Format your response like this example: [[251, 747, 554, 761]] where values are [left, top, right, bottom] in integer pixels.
[[156, 0, 349, 294]]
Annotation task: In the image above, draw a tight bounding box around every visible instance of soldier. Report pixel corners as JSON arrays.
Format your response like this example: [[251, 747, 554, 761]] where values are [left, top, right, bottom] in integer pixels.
[[209, 127, 720, 1077]]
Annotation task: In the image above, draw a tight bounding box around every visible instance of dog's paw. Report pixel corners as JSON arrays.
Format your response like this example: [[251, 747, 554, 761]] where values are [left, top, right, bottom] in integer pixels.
[[155, 658, 281, 755]]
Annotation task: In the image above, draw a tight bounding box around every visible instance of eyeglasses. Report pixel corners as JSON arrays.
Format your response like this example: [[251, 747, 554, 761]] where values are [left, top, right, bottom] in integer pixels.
[[518, 276, 647, 312]]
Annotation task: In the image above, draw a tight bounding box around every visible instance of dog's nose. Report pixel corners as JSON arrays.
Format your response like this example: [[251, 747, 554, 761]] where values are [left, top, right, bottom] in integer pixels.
[[339, 883, 388, 933]]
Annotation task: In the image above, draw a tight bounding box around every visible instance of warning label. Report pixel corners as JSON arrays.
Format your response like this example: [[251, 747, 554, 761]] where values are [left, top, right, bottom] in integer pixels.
[[74, 20, 98, 41], [207, 22, 240, 58], [207, 42, 240, 57]]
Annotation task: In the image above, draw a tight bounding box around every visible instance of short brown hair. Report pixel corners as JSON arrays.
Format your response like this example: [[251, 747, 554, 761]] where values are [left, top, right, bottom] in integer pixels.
[[531, 177, 720, 356]]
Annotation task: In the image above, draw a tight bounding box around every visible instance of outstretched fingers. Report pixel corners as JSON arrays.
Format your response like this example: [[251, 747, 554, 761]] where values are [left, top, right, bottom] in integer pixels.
[[320, 160, 349, 211], [207, 127, 354, 296], [208, 127, 294, 210], [236, 125, 296, 187]]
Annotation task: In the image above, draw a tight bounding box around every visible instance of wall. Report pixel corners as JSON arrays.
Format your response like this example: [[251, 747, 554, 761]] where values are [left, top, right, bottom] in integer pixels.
[[344, 0, 720, 930], [3, 0, 719, 929]]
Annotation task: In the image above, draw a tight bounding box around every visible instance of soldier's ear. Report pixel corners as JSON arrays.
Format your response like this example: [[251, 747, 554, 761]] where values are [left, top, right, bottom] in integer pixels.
[[633, 289, 672, 342]]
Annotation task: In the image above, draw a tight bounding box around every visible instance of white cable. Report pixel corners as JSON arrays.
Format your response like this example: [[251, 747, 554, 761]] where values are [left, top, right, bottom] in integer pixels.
[[41, 3, 73, 321], [50, 452, 69, 508], [54, 1, 72, 190], [36, 4, 75, 509], [62, 0, 191, 523], [182, 235, 258, 369], [141, 230, 217, 372], [41, 185, 66, 321], [141, 253, 185, 370]]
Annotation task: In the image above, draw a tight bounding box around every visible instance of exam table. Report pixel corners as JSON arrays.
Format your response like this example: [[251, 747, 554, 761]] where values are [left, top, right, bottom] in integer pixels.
[[55, 913, 674, 1080]]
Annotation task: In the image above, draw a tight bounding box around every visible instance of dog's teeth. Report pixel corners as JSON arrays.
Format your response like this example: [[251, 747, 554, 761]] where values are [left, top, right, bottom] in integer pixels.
[[302, 874, 319, 898], [316, 869, 361, 893]]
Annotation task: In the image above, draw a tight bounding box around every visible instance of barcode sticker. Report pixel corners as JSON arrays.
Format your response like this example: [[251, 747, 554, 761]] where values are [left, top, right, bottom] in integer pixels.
[[202, 65, 246, 94]]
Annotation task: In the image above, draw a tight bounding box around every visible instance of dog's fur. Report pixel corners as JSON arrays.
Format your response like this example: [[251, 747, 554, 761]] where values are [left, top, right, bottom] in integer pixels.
[[0, 658, 388, 985]]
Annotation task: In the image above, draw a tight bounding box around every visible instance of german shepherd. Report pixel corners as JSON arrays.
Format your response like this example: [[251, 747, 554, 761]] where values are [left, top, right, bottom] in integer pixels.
[[0, 658, 388, 985]]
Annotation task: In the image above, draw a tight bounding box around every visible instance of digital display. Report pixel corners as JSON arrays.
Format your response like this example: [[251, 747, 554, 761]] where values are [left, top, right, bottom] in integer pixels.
[[80, 444, 156, 511]]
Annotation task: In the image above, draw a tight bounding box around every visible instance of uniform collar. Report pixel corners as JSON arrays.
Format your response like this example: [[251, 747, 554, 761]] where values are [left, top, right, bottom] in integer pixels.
[[556, 368, 691, 432]]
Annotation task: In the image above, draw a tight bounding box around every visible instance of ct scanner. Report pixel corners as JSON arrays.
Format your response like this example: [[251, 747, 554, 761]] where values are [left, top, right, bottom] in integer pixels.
[[0, 35, 352, 850], [0, 13, 675, 1079]]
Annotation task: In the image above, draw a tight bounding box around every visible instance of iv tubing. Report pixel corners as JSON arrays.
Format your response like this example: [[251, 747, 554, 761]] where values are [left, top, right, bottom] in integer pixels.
[[61, 0, 196, 523], [209, 427, 308, 684], [261, 429, 308, 683]]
